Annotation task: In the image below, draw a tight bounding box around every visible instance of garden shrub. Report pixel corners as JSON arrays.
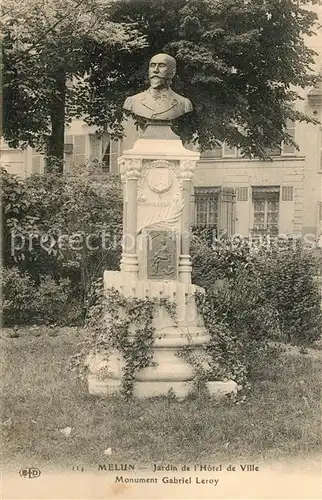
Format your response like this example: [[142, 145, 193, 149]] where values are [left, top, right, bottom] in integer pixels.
[[1, 267, 38, 325], [192, 234, 322, 346], [35, 275, 79, 325], [191, 233, 254, 288], [196, 269, 281, 387], [258, 241, 322, 345], [207, 268, 280, 341], [1, 266, 83, 326], [1, 168, 123, 323], [1, 167, 32, 268]]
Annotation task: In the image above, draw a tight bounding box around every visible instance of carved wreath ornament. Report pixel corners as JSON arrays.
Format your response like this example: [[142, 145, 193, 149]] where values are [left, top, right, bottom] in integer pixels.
[[136, 198, 184, 235]]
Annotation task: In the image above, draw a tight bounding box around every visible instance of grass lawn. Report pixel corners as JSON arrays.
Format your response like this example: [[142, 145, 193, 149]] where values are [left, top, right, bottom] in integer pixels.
[[1, 327, 321, 471]]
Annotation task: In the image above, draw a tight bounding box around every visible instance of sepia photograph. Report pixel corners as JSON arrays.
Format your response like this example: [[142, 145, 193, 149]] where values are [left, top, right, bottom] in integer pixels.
[[1, 0, 322, 499]]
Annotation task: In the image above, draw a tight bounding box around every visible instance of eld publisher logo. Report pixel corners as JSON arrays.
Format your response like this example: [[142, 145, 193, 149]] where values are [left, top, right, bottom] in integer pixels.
[[19, 467, 41, 479]]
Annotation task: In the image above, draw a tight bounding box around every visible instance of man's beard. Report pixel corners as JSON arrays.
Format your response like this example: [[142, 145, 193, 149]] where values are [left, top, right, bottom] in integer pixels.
[[149, 75, 169, 89]]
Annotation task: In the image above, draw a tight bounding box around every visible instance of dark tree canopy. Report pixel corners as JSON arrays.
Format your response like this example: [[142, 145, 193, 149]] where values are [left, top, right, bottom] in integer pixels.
[[1, 0, 146, 170], [80, 0, 320, 157], [2, 0, 321, 161]]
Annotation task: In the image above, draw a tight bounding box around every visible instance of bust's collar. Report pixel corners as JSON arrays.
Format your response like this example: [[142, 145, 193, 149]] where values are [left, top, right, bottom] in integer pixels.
[[148, 87, 172, 100]]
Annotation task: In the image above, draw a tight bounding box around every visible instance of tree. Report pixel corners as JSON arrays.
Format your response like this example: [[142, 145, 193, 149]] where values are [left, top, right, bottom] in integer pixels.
[[80, 0, 320, 157], [2, 0, 320, 162], [1, 0, 146, 171]]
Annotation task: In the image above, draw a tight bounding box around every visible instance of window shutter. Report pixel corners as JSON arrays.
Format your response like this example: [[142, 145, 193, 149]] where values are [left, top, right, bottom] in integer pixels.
[[64, 143, 73, 154], [281, 186, 294, 201], [109, 139, 121, 173], [251, 187, 280, 236], [65, 135, 73, 144], [236, 186, 248, 201], [64, 135, 74, 171], [218, 187, 236, 238], [74, 136, 85, 154], [102, 138, 111, 171], [74, 136, 86, 166]]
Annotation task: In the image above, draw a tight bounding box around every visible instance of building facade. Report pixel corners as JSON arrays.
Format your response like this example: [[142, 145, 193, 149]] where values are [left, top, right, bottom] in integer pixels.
[[2, 96, 322, 242], [0, 120, 122, 179], [121, 102, 321, 241]]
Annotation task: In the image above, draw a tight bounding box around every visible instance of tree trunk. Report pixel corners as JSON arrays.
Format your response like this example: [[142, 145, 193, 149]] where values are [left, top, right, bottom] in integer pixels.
[[45, 67, 66, 174]]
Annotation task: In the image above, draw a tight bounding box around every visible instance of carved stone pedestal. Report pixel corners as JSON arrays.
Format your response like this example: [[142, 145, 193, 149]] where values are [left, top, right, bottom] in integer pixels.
[[87, 271, 237, 399], [87, 271, 207, 398], [87, 124, 237, 399]]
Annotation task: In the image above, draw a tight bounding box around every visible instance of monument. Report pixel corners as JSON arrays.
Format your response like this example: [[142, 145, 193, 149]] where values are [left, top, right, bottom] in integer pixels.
[[87, 53, 237, 399]]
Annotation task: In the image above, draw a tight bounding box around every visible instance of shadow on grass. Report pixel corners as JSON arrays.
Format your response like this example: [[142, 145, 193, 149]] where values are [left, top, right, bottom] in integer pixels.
[[1, 328, 321, 469]]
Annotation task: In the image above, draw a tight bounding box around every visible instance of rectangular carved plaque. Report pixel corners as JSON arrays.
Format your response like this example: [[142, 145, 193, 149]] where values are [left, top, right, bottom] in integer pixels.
[[147, 231, 177, 280]]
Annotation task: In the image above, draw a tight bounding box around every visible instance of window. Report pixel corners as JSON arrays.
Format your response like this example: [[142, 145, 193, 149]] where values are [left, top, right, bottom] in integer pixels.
[[101, 137, 121, 173], [194, 187, 219, 228], [236, 186, 248, 201], [194, 187, 236, 240], [252, 187, 279, 235], [201, 142, 241, 159], [282, 119, 296, 155], [268, 120, 296, 156], [222, 143, 238, 158], [64, 135, 86, 170]]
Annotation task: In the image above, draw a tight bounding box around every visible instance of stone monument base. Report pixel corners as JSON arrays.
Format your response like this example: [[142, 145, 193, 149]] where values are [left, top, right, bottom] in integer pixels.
[[88, 376, 237, 400], [86, 270, 238, 399]]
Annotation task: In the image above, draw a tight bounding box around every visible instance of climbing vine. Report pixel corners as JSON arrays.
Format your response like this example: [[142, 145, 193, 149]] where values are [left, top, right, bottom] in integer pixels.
[[70, 278, 177, 398], [176, 342, 211, 396]]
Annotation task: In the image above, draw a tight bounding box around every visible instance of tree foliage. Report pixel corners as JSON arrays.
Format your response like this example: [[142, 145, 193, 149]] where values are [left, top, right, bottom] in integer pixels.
[[82, 0, 320, 157], [1, 0, 146, 168], [2, 0, 320, 160]]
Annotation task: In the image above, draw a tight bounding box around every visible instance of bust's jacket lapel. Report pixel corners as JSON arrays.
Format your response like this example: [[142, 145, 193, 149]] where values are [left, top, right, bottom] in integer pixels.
[[140, 92, 155, 112], [140, 89, 179, 116], [150, 101, 178, 118]]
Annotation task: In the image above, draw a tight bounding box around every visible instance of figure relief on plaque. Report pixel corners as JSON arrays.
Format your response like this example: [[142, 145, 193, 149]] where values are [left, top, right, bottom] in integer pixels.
[[147, 231, 177, 279]]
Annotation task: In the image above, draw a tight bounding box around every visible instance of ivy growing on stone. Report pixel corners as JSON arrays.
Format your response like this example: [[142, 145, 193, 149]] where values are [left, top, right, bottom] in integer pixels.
[[70, 278, 177, 399]]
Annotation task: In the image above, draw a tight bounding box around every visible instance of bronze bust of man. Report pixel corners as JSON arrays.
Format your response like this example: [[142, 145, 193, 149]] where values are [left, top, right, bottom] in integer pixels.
[[123, 53, 193, 121]]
